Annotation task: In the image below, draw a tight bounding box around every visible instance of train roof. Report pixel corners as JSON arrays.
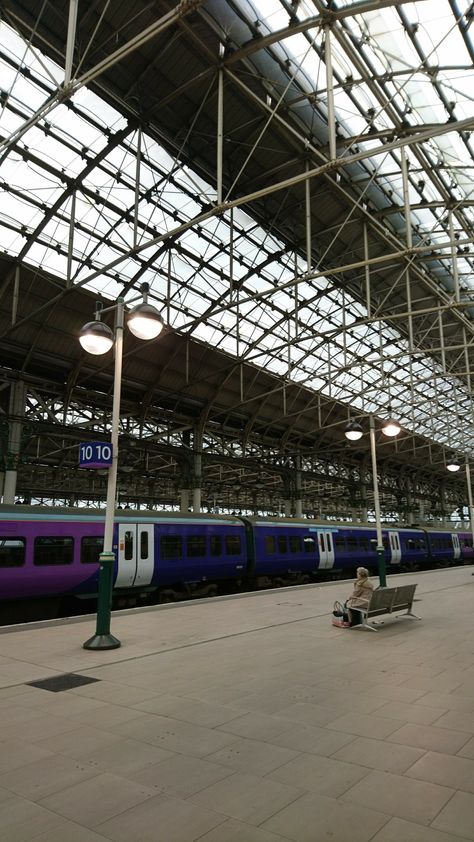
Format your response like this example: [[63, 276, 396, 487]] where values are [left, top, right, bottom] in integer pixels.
[[243, 516, 466, 534], [0, 504, 243, 524], [0, 506, 468, 534]]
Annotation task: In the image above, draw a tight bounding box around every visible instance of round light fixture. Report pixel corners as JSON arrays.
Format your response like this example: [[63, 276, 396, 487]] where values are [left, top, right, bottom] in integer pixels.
[[381, 418, 401, 437], [446, 459, 461, 472], [128, 303, 164, 340], [79, 320, 114, 355], [344, 420, 364, 441]]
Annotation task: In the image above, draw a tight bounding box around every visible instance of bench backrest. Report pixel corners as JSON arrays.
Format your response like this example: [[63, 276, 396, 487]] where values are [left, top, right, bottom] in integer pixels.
[[392, 584, 416, 607], [366, 583, 417, 615], [367, 588, 396, 612]]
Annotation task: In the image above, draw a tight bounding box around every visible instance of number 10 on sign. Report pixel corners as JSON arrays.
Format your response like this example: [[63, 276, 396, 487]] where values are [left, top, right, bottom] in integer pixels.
[[79, 442, 113, 469]]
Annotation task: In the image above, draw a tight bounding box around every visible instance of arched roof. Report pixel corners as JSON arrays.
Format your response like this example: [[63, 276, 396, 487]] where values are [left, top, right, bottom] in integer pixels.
[[0, 0, 473, 516]]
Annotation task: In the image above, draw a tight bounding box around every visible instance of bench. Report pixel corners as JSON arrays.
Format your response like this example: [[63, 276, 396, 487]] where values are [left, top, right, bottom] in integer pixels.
[[351, 583, 420, 631]]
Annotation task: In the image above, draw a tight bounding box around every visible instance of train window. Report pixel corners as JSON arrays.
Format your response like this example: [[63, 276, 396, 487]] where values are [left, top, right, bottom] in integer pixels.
[[210, 535, 222, 556], [124, 531, 133, 561], [347, 537, 357, 551], [81, 536, 102, 564], [334, 536, 345, 552], [160, 535, 182, 560], [358, 537, 369, 551], [265, 536, 276, 554], [0, 537, 25, 567], [407, 539, 416, 550], [289, 536, 302, 553], [225, 534, 241, 555], [187, 535, 206, 557], [304, 537, 316, 553], [34, 536, 73, 565], [278, 536, 287, 553], [140, 531, 149, 559], [382, 537, 389, 550]]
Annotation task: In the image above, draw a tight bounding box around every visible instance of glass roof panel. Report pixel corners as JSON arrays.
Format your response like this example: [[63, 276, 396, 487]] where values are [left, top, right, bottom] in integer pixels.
[[0, 5, 473, 457]]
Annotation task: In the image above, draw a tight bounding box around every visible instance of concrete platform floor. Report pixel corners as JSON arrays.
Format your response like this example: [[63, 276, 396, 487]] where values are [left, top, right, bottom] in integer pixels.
[[0, 567, 474, 841]]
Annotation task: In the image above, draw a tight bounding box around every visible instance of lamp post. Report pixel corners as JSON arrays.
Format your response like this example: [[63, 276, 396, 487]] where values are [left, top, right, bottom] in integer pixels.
[[465, 458, 474, 553], [80, 285, 163, 650], [345, 412, 401, 587], [369, 415, 387, 587], [446, 455, 474, 557]]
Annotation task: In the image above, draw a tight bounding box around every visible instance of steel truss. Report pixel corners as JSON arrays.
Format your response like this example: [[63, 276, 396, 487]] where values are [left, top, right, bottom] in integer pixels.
[[0, 0, 473, 524]]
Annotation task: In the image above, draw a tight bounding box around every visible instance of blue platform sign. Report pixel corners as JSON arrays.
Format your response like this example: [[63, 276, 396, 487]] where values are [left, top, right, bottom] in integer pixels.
[[79, 442, 113, 469]]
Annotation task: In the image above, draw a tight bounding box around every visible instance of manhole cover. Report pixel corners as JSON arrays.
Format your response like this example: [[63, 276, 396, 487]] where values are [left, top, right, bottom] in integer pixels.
[[27, 673, 101, 692]]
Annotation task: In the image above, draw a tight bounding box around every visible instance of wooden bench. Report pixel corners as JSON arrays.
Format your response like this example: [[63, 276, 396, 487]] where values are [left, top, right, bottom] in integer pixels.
[[351, 584, 420, 631]]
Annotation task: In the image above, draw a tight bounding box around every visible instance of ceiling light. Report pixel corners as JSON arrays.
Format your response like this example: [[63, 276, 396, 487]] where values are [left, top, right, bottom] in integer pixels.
[[344, 420, 364, 441], [446, 459, 461, 472], [381, 416, 401, 437]]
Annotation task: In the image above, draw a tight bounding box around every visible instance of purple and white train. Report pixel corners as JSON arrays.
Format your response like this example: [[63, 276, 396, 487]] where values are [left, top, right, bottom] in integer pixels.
[[0, 504, 472, 615]]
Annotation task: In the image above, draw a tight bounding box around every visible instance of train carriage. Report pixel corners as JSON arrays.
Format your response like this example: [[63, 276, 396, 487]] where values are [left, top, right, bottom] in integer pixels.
[[0, 506, 247, 606], [244, 517, 431, 582], [0, 504, 472, 619]]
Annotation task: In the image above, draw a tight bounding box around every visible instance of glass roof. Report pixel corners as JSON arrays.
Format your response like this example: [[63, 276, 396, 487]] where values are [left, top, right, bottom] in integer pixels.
[[0, 0, 473, 459]]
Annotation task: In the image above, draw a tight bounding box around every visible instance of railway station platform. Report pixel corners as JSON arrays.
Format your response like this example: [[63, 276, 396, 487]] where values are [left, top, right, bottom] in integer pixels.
[[1, 568, 474, 841]]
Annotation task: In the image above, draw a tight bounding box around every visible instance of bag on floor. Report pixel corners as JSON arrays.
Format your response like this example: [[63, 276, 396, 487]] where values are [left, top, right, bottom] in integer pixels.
[[332, 600, 350, 628]]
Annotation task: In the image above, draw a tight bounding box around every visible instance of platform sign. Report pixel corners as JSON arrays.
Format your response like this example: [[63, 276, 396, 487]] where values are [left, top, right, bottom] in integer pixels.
[[79, 442, 113, 469]]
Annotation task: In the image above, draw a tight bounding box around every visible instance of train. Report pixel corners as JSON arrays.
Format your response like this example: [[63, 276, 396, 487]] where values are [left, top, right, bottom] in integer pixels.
[[0, 504, 473, 620]]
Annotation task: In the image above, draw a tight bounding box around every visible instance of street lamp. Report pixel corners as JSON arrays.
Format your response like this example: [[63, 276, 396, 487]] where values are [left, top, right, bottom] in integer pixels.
[[80, 284, 163, 650], [345, 413, 401, 586]]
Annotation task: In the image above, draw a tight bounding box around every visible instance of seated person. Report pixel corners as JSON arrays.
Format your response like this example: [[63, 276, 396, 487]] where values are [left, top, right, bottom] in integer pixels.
[[346, 566, 374, 626]]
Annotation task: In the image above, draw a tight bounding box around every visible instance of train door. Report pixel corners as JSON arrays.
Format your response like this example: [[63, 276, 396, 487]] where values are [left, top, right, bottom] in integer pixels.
[[452, 532, 461, 561], [388, 531, 401, 564], [115, 523, 154, 588], [317, 531, 335, 569]]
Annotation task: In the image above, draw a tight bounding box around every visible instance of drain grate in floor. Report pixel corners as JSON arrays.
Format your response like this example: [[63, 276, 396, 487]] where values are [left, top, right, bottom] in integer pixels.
[[26, 673, 101, 692]]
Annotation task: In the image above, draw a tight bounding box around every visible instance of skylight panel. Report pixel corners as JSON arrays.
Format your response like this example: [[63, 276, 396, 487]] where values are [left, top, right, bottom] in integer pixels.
[[1, 191, 42, 229], [26, 241, 69, 276], [73, 88, 127, 133], [0, 222, 21, 251], [417, 6, 468, 67], [0, 2, 472, 457], [363, 8, 421, 71], [0, 103, 27, 139], [256, 0, 292, 31]]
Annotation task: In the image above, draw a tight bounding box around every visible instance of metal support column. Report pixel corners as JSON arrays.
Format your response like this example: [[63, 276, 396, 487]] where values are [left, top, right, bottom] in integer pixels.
[[369, 415, 387, 587], [3, 381, 27, 504], [217, 46, 224, 205], [64, 0, 79, 85], [295, 455, 302, 518], [192, 447, 202, 513], [324, 26, 337, 161], [180, 488, 190, 512], [466, 458, 474, 550]]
